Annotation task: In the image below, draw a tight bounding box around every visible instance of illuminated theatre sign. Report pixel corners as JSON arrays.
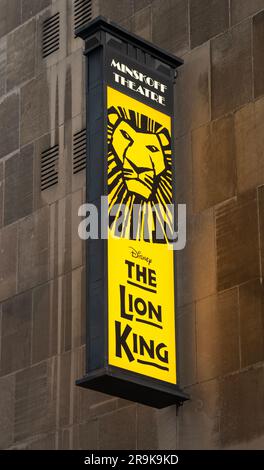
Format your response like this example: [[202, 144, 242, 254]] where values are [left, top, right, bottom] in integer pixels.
[[76, 17, 188, 408]]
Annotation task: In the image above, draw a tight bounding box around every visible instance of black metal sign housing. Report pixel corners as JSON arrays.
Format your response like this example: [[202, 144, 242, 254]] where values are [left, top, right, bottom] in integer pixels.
[[75, 16, 188, 408]]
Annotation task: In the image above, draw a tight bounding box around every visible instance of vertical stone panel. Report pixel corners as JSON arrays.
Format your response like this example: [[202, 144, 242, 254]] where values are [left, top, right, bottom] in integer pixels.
[[0, 37, 6, 97], [216, 191, 259, 291], [192, 114, 236, 212], [239, 280, 264, 368], [176, 208, 216, 306], [231, 0, 264, 24], [190, 0, 229, 48], [133, 6, 152, 41], [0, 92, 19, 159], [32, 281, 58, 364], [234, 99, 264, 193], [175, 43, 210, 137], [152, 0, 189, 56], [22, 0, 51, 21], [253, 10, 264, 99], [1, 291, 32, 376], [211, 21, 252, 119], [134, 0, 151, 11], [0, 223, 17, 302], [49, 190, 84, 280], [18, 206, 49, 292], [73, 420, 98, 450], [0, 0, 21, 39], [258, 185, 264, 275], [20, 73, 50, 146], [14, 360, 57, 442], [196, 289, 239, 381], [177, 303, 197, 387], [156, 406, 177, 450], [58, 352, 72, 428], [6, 19, 36, 91], [175, 133, 193, 212], [98, 406, 137, 450], [219, 367, 264, 446], [99, 0, 133, 23], [0, 375, 15, 449], [4, 145, 34, 226], [72, 266, 85, 349], [178, 379, 220, 449], [0, 161, 3, 229], [73, 347, 117, 426], [137, 405, 158, 449]]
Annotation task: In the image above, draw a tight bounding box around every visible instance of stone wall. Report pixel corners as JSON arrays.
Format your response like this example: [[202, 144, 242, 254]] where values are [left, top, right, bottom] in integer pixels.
[[0, 0, 264, 450]]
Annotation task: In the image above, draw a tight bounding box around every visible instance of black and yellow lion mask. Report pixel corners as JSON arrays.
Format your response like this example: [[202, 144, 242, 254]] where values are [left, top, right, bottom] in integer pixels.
[[107, 105, 174, 243]]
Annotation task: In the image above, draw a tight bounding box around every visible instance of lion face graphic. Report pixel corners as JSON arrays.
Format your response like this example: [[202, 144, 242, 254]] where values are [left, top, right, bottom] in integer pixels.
[[107, 105, 173, 243], [111, 119, 168, 200]]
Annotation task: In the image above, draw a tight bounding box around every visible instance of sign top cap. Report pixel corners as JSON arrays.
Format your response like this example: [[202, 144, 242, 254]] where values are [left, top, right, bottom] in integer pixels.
[[75, 15, 183, 70]]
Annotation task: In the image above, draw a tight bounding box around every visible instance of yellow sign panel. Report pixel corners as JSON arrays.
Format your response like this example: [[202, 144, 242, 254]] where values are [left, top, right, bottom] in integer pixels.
[[107, 87, 176, 384]]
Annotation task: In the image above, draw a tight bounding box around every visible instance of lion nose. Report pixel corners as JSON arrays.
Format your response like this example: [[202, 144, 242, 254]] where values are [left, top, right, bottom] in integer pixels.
[[137, 166, 151, 175], [125, 157, 151, 176]]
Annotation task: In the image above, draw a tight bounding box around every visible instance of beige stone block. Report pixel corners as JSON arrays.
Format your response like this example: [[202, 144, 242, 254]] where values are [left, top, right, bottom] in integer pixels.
[[0, 92, 19, 158], [0, 36, 6, 97], [73, 347, 117, 424], [0, 223, 17, 302], [1, 291, 32, 376], [4, 145, 33, 225], [156, 406, 177, 450], [6, 18, 36, 91], [14, 359, 57, 442], [192, 115, 236, 212], [72, 266, 85, 349], [0, 161, 3, 229], [177, 303, 197, 387], [137, 405, 158, 449], [0, 0, 21, 39], [98, 406, 137, 450], [73, 420, 98, 450], [0, 375, 15, 449], [219, 366, 264, 446], [49, 189, 84, 279], [178, 379, 220, 449], [211, 21, 252, 119], [216, 190, 260, 291], [235, 98, 264, 192], [32, 281, 58, 364], [152, 0, 189, 56], [176, 208, 216, 306], [190, 0, 229, 48], [133, 6, 152, 41], [18, 206, 49, 292], [240, 279, 264, 368], [175, 133, 193, 213], [258, 185, 264, 275], [231, 0, 264, 25], [196, 289, 239, 381], [22, 0, 51, 22], [175, 43, 210, 137], [20, 73, 50, 146]]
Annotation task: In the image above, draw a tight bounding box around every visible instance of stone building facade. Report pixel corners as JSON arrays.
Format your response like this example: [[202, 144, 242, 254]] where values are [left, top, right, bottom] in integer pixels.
[[0, 0, 264, 450]]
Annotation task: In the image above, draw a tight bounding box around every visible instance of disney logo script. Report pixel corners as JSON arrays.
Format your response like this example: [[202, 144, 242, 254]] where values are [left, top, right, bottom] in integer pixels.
[[129, 247, 152, 266]]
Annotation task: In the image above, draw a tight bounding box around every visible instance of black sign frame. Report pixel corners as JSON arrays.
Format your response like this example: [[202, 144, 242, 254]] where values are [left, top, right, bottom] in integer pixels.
[[75, 16, 189, 408]]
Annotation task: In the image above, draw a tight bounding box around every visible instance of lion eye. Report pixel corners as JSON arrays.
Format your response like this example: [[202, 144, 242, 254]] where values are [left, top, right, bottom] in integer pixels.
[[146, 145, 159, 152], [120, 129, 132, 141]]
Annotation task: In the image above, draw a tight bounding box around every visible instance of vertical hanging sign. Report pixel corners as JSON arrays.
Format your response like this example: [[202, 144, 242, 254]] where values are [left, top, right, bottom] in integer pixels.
[[76, 17, 188, 408]]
